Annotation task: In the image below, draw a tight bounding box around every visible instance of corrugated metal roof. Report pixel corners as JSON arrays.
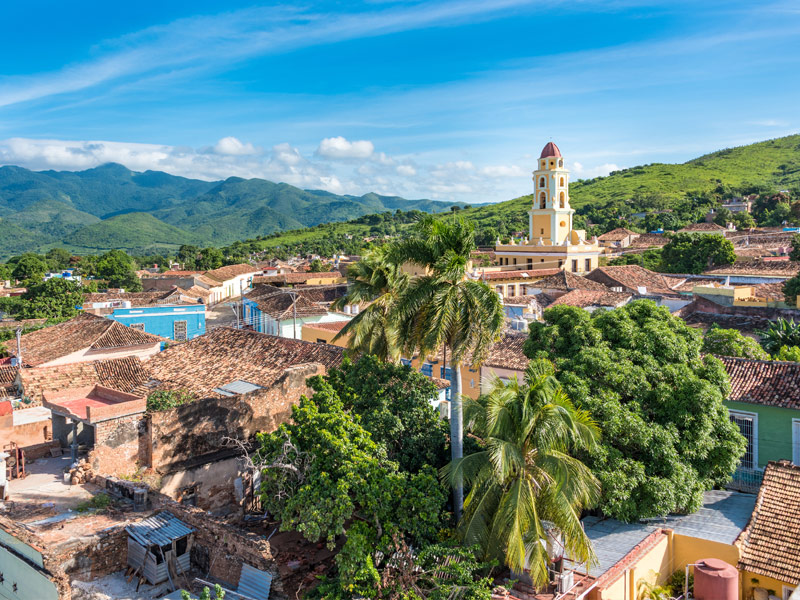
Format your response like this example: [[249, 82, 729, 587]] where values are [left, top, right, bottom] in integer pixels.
[[212, 380, 264, 397], [126, 511, 194, 547], [238, 563, 273, 600]]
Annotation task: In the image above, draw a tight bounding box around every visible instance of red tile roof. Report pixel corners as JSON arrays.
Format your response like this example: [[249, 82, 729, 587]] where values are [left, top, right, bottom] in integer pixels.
[[597, 228, 639, 242], [303, 320, 349, 333], [704, 260, 800, 278], [548, 289, 632, 308], [4, 313, 165, 367], [585, 265, 679, 297], [679, 222, 726, 232], [245, 287, 329, 320], [737, 460, 800, 585], [479, 268, 561, 282], [0, 366, 17, 398], [83, 291, 177, 307], [254, 271, 346, 285], [628, 234, 669, 248], [530, 270, 609, 292], [539, 141, 562, 158], [718, 356, 800, 409], [203, 263, 260, 283], [482, 332, 530, 370], [143, 327, 344, 398]]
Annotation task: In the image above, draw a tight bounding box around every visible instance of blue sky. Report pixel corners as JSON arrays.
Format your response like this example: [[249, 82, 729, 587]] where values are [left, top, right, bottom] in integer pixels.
[[0, 0, 798, 203]]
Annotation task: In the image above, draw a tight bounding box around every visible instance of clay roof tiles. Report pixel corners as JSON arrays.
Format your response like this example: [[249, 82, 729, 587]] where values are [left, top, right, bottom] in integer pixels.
[[203, 263, 261, 283], [83, 291, 175, 306], [4, 313, 165, 367], [482, 332, 530, 370], [628, 234, 670, 248], [143, 327, 344, 398], [479, 268, 561, 282], [718, 356, 800, 410], [531, 270, 610, 292], [585, 265, 680, 297], [737, 460, 800, 585], [548, 289, 633, 309], [704, 260, 800, 278], [678, 222, 727, 232], [597, 228, 639, 242]]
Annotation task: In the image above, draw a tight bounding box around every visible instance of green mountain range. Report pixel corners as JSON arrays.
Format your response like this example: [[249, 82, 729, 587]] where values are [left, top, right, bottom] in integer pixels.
[[1, 134, 798, 259], [0, 164, 454, 258]]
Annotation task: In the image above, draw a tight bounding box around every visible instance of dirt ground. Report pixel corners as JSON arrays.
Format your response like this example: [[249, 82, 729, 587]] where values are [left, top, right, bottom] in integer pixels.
[[71, 571, 171, 600]]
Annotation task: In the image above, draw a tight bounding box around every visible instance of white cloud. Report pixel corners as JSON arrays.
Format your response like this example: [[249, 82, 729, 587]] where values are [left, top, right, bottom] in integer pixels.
[[571, 161, 619, 178], [396, 164, 417, 176], [316, 136, 375, 159], [480, 164, 526, 177], [213, 136, 258, 155]]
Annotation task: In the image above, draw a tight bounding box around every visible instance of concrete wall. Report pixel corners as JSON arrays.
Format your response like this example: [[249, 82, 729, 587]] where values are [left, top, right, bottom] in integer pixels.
[[147, 363, 324, 472], [51, 413, 93, 448]]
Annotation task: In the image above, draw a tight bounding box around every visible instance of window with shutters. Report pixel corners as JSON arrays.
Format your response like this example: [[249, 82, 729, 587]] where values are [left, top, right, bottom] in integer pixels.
[[174, 320, 188, 342], [729, 410, 757, 469]]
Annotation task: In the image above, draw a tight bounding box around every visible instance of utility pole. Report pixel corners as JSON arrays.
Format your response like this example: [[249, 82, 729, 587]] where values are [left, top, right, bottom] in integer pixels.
[[15, 327, 22, 367]]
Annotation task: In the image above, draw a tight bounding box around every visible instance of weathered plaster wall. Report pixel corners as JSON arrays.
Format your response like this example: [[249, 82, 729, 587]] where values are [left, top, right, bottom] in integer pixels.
[[159, 456, 243, 513], [89, 414, 146, 476]]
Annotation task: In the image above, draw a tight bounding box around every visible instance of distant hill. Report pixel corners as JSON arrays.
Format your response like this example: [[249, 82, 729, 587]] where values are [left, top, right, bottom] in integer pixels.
[[1, 134, 798, 259], [0, 164, 453, 258]]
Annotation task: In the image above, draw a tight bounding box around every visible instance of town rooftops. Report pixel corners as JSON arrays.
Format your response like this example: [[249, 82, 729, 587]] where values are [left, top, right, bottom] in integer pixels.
[[597, 228, 638, 242], [482, 332, 530, 370], [252, 291, 329, 320], [479, 268, 561, 282], [203, 263, 260, 283], [83, 291, 178, 307], [303, 320, 349, 333], [143, 327, 344, 398], [254, 271, 346, 285], [4, 313, 165, 367], [548, 289, 632, 309], [678, 222, 727, 233], [704, 260, 800, 278], [585, 265, 679, 297], [718, 356, 800, 410], [0, 366, 16, 398], [628, 233, 669, 248], [531, 270, 609, 292], [737, 460, 800, 586], [43, 384, 145, 423]]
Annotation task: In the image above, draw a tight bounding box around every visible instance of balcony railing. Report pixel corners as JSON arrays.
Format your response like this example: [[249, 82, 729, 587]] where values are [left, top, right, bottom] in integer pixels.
[[726, 466, 763, 494]]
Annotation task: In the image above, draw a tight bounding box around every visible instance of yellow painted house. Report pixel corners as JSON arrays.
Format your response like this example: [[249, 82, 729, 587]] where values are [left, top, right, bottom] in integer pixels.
[[494, 142, 604, 274]]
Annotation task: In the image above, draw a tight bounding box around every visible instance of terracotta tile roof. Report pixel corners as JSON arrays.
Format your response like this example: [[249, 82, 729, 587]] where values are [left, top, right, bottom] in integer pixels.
[[83, 291, 176, 306], [718, 356, 800, 409], [292, 284, 349, 303], [0, 366, 17, 398], [254, 292, 329, 320], [751, 281, 786, 301], [303, 320, 349, 333], [529, 270, 610, 292], [597, 228, 639, 241], [704, 260, 800, 278], [668, 278, 717, 292], [18, 357, 150, 405], [0, 318, 47, 330], [585, 265, 679, 297], [679, 222, 727, 232], [162, 270, 204, 276], [479, 268, 561, 282], [681, 311, 772, 334], [254, 271, 346, 285], [548, 289, 633, 308], [143, 327, 344, 398], [483, 332, 530, 370], [737, 460, 800, 585], [539, 141, 561, 158], [180, 285, 212, 300], [4, 313, 165, 367], [203, 263, 260, 283], [628, 233, 670, 248]]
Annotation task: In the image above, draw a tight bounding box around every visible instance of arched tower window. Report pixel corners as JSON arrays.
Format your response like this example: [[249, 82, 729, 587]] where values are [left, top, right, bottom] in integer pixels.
[[559, 177, 564, 187], [558, 159, 563, 167], [539, 192, 546, 209], [559, 192, 565, 208], [539, 177, 546, 188]]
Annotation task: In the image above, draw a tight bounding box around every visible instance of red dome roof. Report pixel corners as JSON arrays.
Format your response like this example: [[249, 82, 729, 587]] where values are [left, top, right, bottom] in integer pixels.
[[540, 142, 562, 159]]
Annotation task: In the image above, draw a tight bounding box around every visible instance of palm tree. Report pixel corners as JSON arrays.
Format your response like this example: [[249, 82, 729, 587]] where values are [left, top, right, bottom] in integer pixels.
[[332, 245, 408, 362], [390, 215, 505, 519], [442, 359, 600, 586]]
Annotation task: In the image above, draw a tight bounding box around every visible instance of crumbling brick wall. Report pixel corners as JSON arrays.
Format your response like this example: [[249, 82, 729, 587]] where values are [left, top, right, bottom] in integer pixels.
[[52, 525, 129, 582], [89, 414, 145, 476], [147, 363, 325, 472]]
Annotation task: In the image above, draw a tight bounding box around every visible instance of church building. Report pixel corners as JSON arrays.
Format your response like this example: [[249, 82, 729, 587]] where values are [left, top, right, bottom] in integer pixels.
[[494, 142, 603, 273]]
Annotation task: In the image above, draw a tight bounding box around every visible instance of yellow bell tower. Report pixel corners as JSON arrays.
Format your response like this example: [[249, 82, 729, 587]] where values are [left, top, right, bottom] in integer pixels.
[[529, 141, 574, 245]]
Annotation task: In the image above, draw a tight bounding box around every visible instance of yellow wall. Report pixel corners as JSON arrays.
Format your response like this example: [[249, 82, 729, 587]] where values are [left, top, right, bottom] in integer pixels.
[[741, 571, 797, 600], [301, 324, 347, 346], [598, 535, 671, 600], [671, 533, 740, 575]]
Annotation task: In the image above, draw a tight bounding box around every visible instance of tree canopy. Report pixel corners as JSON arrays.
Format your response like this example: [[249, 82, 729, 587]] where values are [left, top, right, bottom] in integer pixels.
[[20, 278, 84, 319], [524, 301, 746, 521], [702, 326, 769, 359], [659, 233, 736, 274], [11, 253, 48, 283], [96, 250, 142, 291]]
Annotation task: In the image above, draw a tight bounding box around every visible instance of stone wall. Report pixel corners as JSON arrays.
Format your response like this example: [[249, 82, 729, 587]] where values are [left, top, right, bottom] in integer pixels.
[[147, 363, 324, 472], [52, 523, 129, 582], [89, 414, 146, 477]]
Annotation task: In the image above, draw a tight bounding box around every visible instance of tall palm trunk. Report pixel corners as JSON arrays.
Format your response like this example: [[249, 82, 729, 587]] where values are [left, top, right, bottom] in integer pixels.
[[449, 354, 464, 520]]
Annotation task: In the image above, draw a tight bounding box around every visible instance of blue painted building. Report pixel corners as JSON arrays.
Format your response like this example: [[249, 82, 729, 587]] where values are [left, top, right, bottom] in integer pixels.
[[103, 304, 206, 341]]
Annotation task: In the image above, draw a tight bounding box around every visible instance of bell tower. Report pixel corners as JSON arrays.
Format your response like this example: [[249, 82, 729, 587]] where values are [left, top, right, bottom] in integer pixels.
[[528, 141, 574, 245]]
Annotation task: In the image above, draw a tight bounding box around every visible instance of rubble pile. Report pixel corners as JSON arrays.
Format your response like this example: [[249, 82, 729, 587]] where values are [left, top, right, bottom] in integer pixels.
[[69, 459, 95, 485]]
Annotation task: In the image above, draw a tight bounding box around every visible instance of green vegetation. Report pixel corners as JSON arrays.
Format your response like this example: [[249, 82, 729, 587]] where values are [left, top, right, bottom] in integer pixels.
[[64, 212, 199, 250], [784, 273, 800, 306], [146, 390, 196, 412], [76, 493, 112, 513], [759, 317, 800, 355], [776, 345, 800, 361], [445, 359, 599, 585], [702, 326, 770, 359], [96, 250, 142, 291], [20, 279, 84, 319], [524, 302, 746, 522], [659, 233, 736, 274]]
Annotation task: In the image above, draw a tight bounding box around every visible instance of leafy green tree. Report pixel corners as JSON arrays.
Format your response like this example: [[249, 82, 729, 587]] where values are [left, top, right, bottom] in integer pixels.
[[776, 345, 800, 361], [444, 359, 600, 585], [332, 245, 408, 361], [146, 389, 196, 412], [712, 207, 733, 226], [11, 253, 48, 283], [659, 233, 736, 274], [45, 248, 72, 271], [789, 234, 800, 262], [390, 216, 505, 519], [524, 301, 746, 521], [177, 245, 199, 270], [20, 278, 84, 319], [702, 326, 770, 359], [759, 317, 800, 355], [196, 247, 224, 271], [322, 356, 448, 473], [96, 250, 142, 291], [731, 211, 755, 230], [0, 263, 11, 282], [308, 258, 328, 273]]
